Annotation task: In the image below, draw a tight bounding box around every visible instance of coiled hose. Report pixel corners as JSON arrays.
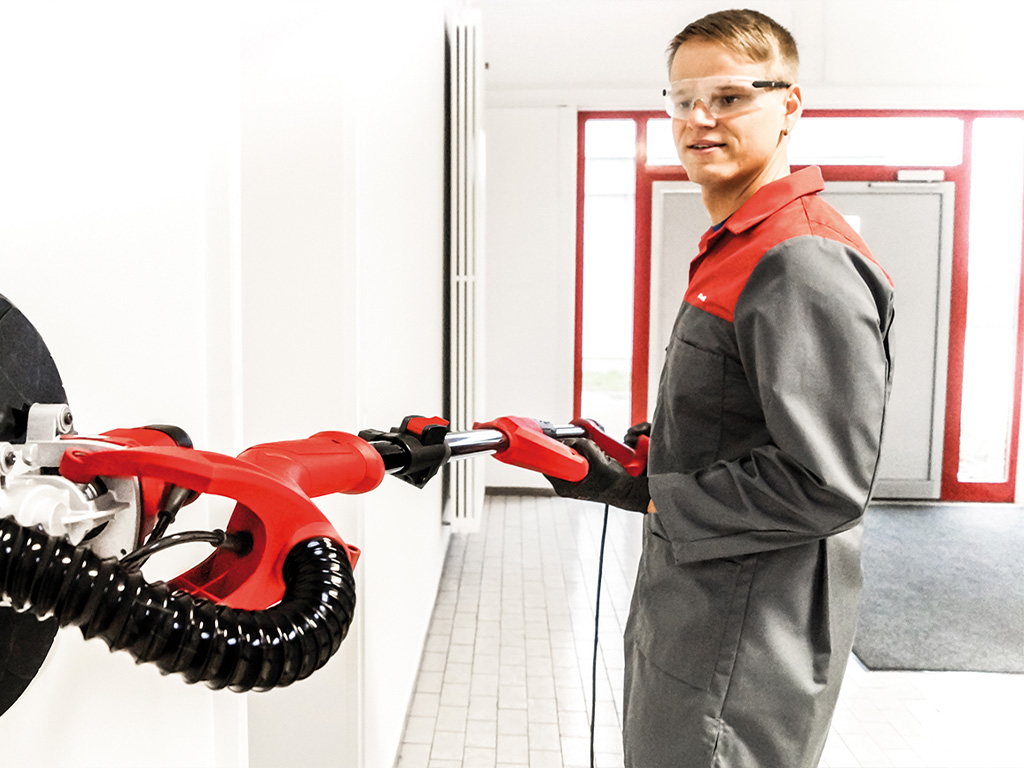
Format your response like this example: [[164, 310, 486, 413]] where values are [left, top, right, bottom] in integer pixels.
[[0, 517, 355, 691]]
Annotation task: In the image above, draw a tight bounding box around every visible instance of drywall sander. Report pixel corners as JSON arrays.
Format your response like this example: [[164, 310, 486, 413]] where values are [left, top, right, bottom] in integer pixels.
[[0, 292, 647, 714]]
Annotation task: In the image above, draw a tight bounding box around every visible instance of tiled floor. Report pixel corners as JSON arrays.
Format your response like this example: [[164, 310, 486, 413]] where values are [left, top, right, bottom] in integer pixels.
[[396, 495, 1024, 768]]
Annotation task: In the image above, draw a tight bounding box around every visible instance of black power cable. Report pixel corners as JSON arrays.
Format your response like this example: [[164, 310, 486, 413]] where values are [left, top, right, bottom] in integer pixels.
[[590, 502, 610, 768], [120, 529, 253, 570]]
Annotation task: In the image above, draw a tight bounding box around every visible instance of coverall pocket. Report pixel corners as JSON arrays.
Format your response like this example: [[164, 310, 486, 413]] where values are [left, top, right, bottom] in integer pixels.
[[651, 339, 724, 470], [630, 522, 746, 691]]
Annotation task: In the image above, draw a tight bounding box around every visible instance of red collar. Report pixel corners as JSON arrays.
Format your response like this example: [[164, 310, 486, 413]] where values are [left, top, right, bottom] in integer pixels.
[[698, 167, 825, 253]]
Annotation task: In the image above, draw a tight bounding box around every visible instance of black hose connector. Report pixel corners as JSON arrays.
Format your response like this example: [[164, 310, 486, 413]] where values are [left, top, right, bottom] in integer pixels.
[[0, 518, 355, 691]]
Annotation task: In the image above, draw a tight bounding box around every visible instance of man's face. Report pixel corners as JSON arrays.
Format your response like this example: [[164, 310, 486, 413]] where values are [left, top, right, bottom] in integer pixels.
[[669, 39, 797, 195]]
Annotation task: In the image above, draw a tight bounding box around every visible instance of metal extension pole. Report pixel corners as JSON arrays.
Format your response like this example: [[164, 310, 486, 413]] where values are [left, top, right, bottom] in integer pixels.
[[365, 424, 587, 475]]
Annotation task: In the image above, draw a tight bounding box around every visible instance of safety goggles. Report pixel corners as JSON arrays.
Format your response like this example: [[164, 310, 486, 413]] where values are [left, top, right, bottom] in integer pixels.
[[663, 76, 792, 120]]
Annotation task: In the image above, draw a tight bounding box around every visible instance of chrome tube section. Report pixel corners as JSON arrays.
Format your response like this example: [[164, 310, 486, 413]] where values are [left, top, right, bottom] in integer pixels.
[[444, 429, 508, 458], [367, 423, 587, 475]]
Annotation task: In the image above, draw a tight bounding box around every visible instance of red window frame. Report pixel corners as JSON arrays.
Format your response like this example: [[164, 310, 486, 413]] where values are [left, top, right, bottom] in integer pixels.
[[575, 109, 1024, 503]]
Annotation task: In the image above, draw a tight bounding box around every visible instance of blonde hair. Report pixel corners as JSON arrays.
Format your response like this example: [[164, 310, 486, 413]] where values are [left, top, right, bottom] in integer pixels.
[[667, 9, 799, 82]]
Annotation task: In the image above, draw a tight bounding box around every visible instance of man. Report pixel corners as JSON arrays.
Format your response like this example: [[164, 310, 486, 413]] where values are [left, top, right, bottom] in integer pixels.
[[549, 9, 894, 767]]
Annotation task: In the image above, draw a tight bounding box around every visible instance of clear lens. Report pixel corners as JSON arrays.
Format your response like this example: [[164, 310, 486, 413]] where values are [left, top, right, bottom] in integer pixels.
[[664, 76, 779, 120]]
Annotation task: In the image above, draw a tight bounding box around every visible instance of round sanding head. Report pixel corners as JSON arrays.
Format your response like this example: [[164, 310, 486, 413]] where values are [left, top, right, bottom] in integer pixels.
[[0, 294, 66, 716]]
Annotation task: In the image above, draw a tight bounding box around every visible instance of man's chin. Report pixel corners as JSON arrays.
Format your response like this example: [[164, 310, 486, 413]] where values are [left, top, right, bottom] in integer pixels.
[[681, 162, 734, 188]]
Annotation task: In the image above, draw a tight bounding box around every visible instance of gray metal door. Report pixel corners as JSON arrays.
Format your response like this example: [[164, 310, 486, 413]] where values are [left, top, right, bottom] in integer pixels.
[[649, 180, 954, 499]]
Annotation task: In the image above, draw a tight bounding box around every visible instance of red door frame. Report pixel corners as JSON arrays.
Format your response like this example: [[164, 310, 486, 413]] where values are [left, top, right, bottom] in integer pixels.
[[575, 109, 1024, 503]]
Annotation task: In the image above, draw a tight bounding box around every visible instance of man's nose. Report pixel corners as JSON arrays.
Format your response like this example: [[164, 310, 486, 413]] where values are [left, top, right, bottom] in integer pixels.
[[687, 99, 717, 126]]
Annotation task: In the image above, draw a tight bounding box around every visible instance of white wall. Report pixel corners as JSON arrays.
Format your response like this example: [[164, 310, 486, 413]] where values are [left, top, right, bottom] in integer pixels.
[[475, 0, 1024, 492], [239, 4, 452, 767], [482, 107, 578, 488], [0, 3, 245, 765], [0, 1, 452, 766]]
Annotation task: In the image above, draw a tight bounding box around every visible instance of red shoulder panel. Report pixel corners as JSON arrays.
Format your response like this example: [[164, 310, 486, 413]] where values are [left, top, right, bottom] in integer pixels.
[[683, 194, 886, 322]]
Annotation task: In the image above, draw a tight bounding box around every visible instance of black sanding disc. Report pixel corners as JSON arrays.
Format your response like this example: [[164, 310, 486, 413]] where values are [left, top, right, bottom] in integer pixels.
[[0, 294, 65, 716]]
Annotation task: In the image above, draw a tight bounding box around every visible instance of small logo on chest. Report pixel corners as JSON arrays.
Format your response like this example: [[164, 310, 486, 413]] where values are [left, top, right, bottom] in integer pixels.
[[697, 292, 708, 302]]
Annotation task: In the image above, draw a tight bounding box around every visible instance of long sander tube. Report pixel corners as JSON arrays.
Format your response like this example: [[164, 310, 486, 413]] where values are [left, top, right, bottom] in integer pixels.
[[367, 424, 587, 474]]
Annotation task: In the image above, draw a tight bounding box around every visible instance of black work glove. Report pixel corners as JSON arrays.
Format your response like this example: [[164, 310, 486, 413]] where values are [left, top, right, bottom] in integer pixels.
[[623, 421, 651, 450], [545, 438, 650, 513]]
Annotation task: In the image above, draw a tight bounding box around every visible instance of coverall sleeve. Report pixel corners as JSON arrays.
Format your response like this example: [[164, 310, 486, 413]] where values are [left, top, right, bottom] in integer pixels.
[[650, 236, 894, 564]]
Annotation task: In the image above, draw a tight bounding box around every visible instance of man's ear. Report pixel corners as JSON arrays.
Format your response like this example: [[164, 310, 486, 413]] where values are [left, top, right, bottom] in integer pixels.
[[783, 84, 803, 135]]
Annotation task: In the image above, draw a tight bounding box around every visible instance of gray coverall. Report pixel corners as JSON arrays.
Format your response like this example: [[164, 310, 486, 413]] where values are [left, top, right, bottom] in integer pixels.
[[622, 167, 895, 767]]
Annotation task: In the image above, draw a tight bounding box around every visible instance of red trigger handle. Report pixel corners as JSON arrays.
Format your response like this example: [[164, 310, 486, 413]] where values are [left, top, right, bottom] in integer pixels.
[[571, 418, 649, 477], [59, 431, 384, 610], [472, 416, 589, 482]]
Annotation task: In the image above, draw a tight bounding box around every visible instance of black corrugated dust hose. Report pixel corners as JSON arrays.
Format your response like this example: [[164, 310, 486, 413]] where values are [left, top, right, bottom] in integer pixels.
[[0, 517, 355, 691]]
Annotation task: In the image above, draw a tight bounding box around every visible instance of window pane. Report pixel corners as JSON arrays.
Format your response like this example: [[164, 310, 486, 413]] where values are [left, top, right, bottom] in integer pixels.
[[647, 116, 964, 167], [790, 117, 963, 166], [646, 118, 681, 166], [584, 158, 637, 194], [586, 119, 636, 158], [581, 119, 636, 440], [958, 117, 1024, 482]]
